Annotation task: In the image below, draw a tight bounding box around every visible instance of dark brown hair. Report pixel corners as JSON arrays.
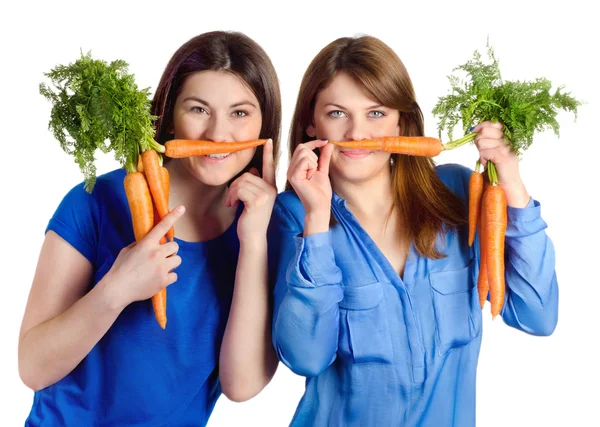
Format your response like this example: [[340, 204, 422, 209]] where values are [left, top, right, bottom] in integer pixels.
[[151, 31, 281, 175], [288, 35, 466, 259]]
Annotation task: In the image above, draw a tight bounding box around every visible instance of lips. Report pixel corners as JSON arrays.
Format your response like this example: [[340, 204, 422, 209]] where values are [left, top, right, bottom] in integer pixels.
[[340, 149, 371, 158]]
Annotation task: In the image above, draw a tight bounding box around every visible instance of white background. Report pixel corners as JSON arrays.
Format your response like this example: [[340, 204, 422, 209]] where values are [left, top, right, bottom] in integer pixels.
[[1, 0, 598, 426]]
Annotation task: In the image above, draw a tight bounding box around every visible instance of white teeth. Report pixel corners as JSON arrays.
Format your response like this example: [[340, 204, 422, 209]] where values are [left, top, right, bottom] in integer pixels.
[[206, 153, 231, 159]]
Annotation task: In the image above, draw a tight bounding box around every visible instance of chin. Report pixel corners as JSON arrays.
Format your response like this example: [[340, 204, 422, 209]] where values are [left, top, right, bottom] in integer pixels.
[[331, 160, 390, 184], [184, 154, 253, 186]]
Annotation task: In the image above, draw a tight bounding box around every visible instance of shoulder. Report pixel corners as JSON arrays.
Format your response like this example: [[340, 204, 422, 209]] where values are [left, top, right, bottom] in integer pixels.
[[60, 168, 127, 206], [434, 162, 473, 201], [50, 168, 127, 236], [272, 190, 306, 232]]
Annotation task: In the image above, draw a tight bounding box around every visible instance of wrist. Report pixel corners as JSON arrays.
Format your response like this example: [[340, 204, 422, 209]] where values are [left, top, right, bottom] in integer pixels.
[[95, 274, 127, 313], [239, 236, 268, 252], [304, 210, 330, 237], [501, 180, 530, 208]]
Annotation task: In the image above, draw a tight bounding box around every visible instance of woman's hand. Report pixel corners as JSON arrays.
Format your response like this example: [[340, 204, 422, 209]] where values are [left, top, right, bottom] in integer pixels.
[[227, 139, 277, 245], [287, 139, 334, 236], [102, 206, 185, 309], [474, 121, 530, 207]]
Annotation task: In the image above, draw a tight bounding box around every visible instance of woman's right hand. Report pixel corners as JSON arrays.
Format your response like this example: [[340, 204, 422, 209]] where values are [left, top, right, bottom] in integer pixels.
[[287, 139, 334, 236], [101, 206, 186, 310]]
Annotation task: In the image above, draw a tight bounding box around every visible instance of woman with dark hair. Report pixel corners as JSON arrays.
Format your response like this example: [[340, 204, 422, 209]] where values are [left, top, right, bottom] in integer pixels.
[[19, 31, 281, 426], [268, 35, 558, 426]]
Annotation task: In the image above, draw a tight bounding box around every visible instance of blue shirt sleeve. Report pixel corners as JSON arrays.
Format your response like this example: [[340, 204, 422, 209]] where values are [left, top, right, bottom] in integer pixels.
[[268, 198, 344, 377], [500, 197, 559, 335], [45, 182, 101, 265]]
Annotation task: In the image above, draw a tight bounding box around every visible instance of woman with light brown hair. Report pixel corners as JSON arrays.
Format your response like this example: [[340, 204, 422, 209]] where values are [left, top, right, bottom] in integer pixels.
[[268, 35, 558, 426]]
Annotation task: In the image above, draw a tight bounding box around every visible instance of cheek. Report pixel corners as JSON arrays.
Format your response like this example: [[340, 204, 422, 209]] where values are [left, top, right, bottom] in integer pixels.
[[234, 116, 263, 141], [315, 117, 343, 139], [376, 118, 400, 137], [174, 114, 207, 139]]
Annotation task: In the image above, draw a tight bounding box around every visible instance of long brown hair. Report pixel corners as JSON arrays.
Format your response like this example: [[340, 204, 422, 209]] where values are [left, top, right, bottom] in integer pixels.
[[288, 36, 466, 259], [151, 31, 282, 175]]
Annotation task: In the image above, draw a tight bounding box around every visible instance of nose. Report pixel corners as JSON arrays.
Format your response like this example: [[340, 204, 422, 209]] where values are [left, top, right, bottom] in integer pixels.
[[344, 118, 369, 142], [204, 115, 230, 142]]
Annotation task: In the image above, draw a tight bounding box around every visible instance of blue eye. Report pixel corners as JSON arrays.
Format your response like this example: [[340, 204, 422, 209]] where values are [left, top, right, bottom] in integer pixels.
[[329, 110, 346, 118], [369, 110, 385, 118]]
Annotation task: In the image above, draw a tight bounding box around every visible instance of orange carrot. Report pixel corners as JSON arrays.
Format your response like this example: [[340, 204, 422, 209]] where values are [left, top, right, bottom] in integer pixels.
[[468, 168, 484, 246], [483, 184, 507, 319], [477, 173, 490, 309], [123, 172, 154, 242], [141, 150, 172, 242], [165, 139, 268, 158], [160, 166, 174, 242], [151, 202, 168, 330], [137, 155, 144, 173], [329, 136, 443, 157]]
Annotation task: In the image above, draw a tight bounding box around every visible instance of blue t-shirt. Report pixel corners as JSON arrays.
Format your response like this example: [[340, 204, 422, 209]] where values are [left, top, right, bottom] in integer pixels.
[[268, 163, 559, 427], [25, 168, 240, 427]]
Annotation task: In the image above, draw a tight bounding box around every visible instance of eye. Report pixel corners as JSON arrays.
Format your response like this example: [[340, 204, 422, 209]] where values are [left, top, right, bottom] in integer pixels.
[[368, 110, 385, 118], [232, 110, 248, 118], [328, 110, 346, 118], [190, 106, 207, 114]]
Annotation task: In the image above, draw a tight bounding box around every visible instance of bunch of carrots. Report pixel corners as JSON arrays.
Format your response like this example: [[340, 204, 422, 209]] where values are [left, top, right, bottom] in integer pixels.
[[126, 149, 172, 329], [127, 138, 268, 328]]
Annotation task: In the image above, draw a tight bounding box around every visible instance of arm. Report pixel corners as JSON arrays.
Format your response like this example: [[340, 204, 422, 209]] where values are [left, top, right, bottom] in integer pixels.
[[270, 201, 344, 377], [472, 121, 558, 335], [219, 139, 278, 402], [18, 231, 123, 391], [219, 237, 279, 402], [500, 199, 558, 335], [18, 206, 184, 391]]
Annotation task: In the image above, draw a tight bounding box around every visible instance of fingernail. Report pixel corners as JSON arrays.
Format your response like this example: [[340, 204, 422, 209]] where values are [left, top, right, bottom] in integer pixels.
[[322, 139, 328, 143], [176, 206, 185, 213], [469, 126, 475, 132]]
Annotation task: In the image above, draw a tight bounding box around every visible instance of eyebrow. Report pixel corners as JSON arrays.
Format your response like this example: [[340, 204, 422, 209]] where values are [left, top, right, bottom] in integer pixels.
[[323, 102, 385, 110], [182, 96, 258, 109]]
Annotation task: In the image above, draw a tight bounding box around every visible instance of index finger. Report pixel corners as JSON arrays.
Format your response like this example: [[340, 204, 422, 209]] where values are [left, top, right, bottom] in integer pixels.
[[300, 139, 328, 151], [262, 138, 276, 187], [145, 205, 186, 242], [317, 142, 334, 176]]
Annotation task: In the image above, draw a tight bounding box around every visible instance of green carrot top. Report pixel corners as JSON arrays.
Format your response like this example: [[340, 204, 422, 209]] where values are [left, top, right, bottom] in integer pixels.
[[40, 51, 164, 193], [432, 39, 582, 156]]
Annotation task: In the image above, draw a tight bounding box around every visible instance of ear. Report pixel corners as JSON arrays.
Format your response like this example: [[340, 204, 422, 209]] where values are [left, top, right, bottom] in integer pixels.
[[306, 123, 317, 138]]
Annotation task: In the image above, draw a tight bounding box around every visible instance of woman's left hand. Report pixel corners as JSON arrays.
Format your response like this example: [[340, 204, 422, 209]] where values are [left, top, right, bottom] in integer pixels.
[[226, 138, 277, 244], [473, 121, 530, 207]]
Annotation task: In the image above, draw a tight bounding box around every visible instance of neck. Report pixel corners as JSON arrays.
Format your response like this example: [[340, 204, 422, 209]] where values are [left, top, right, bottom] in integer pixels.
[[331, 168, 395, 221]]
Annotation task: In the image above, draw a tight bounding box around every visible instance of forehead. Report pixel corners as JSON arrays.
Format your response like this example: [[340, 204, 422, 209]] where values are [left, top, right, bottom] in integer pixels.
[[316, 72, 377, 106], [180, 70, 258, 103]]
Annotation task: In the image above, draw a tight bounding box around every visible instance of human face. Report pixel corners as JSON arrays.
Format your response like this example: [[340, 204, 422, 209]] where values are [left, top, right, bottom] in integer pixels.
[[171, 70, 262, 186], [307, 72, 400, 184]]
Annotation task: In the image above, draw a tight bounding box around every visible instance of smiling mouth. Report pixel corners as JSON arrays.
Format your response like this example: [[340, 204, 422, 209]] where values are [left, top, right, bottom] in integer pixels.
[[204, 153, 231, 159]]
